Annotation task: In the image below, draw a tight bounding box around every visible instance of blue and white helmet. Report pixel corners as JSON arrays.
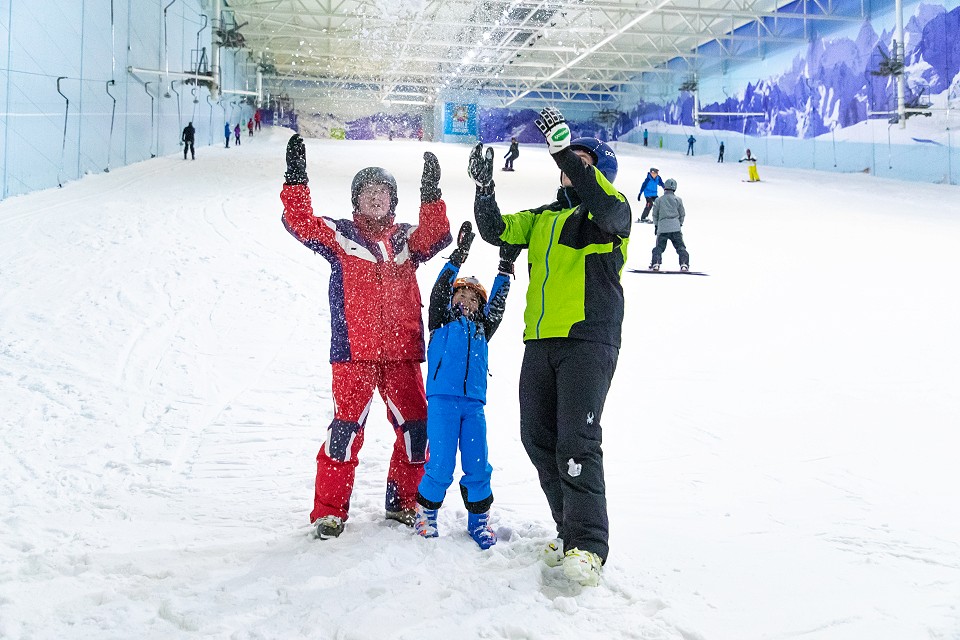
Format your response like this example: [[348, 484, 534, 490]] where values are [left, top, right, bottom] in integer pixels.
[[569, 137, 618, 183]]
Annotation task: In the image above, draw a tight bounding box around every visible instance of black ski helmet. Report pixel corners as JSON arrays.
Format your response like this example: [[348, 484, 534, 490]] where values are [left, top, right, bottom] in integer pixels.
[[351, 167, 398, 215]]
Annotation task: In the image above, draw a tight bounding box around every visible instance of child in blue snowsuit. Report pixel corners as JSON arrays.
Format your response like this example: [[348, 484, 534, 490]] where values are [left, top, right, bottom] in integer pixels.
[[414, 222, 516, 549], [637, 167, 664, 223]]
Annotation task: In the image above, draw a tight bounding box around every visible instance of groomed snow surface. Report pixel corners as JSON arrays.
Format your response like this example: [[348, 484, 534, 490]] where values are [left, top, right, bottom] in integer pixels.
[[2, 128, 959, 640]]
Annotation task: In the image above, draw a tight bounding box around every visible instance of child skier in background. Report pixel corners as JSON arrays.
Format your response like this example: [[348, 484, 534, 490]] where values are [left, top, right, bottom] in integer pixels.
[[649, 178, 690, 271], [636, 167, 664, 223], [414, 221, 518, 550], [739, 149, 760, 182]]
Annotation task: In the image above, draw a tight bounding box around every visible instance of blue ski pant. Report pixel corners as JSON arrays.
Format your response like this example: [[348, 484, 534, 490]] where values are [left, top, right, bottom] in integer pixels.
[[417, 395, 494, 513]]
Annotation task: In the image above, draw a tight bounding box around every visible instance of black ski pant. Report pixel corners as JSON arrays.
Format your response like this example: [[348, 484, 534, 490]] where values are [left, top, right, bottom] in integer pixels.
[[519, 338, 618, 562], [640, 196, 657, 220], [651, 231, 689, 267], [718, 151, 724, 162], [183, 141, 194, 159]]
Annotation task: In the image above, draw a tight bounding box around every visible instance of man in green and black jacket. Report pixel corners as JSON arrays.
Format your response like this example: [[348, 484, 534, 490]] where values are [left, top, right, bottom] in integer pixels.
[[467, 107, 631, 587]]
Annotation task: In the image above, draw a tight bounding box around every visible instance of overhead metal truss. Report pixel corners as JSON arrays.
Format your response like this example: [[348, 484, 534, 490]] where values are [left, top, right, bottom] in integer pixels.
[[225, 0, 866, 110]]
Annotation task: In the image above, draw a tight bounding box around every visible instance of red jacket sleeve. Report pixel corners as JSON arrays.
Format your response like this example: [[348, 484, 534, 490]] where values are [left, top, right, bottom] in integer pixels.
[[280, 184, 338, 254], [407, 199, 452, 263]]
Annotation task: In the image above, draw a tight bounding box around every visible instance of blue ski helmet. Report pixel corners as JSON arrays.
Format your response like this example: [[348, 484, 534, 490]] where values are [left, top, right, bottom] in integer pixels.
[[569, 137, 618, 183], [351, 167, 398, 215]]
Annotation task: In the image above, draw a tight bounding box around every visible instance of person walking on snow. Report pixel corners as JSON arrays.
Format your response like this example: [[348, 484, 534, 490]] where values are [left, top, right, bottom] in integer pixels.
[[280, 134, 452, 540], [234, 123, 242, 146], [502, 137, 520, 171], [739, 149, 760, 182], [718, 141, 725, 163], [636, 167, 663, 224], [181, 121, 195, 160], [686, 134, 696, 156], [413, 222, 517, 550], [224, 122, 231, 148], [649, 178, 690, 271], [468, 106, 631, 587]]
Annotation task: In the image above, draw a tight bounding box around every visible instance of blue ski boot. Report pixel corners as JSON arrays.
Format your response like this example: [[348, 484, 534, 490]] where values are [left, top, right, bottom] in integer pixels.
[[467, 511, 497, 550], [414, 505, 439, 538]]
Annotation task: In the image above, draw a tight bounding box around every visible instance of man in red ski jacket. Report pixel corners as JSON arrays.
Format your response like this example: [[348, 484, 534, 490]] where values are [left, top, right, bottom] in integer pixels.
[[280, 134, 452, 539]]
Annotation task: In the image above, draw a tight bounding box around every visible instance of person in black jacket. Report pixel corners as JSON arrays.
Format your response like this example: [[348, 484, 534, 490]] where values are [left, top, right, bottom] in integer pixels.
[[467, 106, 631, 587], [502, 138, 520, 171], [181, 122, 195, 160]]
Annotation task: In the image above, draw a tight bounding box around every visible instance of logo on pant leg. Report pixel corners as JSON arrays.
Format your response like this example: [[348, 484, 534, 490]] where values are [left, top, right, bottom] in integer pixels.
[[567, 458, 582, 478], [586, 411, 595, 425]]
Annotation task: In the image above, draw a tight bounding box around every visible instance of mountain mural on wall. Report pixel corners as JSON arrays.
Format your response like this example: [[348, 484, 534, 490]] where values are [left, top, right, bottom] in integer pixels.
[[641, 2, 960, 138], [477, 3, 959, 141]]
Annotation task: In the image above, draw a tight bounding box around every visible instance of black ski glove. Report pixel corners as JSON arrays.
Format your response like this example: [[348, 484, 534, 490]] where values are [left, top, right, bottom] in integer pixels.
[[421, 151, 442, 203], [284, 134, 308, 185], [498, 244, 522, 276], [468, 143, 495, 195], [449, 221, 475, 267]]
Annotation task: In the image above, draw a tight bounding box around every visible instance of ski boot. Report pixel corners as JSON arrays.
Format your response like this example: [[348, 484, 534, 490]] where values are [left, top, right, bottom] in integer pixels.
[[314, 515, 344, 540], [543, 539, 565, 567], [562, 548, 603, 587], [414, 505, 439, 538], [467, 511, 497, 550], [385, 509, 416, 527]]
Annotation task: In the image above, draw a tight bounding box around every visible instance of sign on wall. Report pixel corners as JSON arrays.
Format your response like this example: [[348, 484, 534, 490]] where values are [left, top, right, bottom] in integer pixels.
[[443, 103, 477, 136]]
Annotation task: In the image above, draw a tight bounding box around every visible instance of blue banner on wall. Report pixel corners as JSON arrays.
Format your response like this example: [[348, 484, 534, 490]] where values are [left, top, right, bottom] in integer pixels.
[[443, 103, 477, 136]]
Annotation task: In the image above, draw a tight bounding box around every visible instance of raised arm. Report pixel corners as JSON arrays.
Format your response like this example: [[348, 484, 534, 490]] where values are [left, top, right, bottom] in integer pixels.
[[553, 148, 631, 237], [408, 151, 452, 262], [428, 221, 474, 331], [469, 143, 536, 247], [534, 107, 631, 237], [280, 134, 338, 254], [481, 244, 519, 340]]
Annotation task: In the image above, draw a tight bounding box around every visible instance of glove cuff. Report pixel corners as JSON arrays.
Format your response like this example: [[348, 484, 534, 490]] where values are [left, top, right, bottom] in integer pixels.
[[421, 186, 442, 203], [497, 259, 515, 275], [284, 171, 308, 186], [476, 181, 495, 197]]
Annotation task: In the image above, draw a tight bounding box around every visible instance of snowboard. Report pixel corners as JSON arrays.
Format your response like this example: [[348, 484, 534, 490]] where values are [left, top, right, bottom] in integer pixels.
[[628, 268, 709, 276]]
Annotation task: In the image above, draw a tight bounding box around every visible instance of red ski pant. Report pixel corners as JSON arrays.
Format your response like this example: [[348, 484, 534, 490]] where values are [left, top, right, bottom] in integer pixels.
[[310, 360, 428, 523]]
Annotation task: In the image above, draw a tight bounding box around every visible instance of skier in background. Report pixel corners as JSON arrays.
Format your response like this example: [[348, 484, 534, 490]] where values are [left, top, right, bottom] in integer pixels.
[[502, 137, 520, 171], [636, 167, 663, 224], [643, 128, 649, 147], [234, 123, 242, 146], [739, 149, 760, 182], [718, 141, 725, 163], [280, 135, 452, 540], [224, 122, 231, 148], [468, 106, 631, 587], [181, 121, 195, 160], [247, 118, 254, 137], [649, 178, 690, 272], [413, 222, 516, 550], [254, 109, 262, 131], [686, 134, 696, 156]]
